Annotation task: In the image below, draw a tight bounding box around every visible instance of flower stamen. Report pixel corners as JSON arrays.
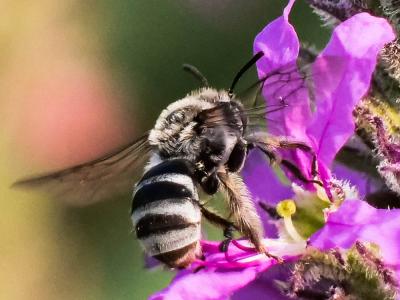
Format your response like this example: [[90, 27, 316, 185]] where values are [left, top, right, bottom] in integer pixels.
[[276, 199, 305, 242]]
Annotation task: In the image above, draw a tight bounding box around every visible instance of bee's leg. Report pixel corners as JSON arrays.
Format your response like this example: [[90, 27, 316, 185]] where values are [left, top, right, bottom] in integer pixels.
[[246, 133, 320, 184], [250, 141, 282, 165], [217, 172, 265, 253], [219, 225, 235, 252], [200, 172, 220, 195], [226, 139, 247, 173], [274, 139, 319, 179], [199, 205, 237, 252], [280, 159, 321, 185], [258, 146, 320, 185], [200, 205, 233, 229]]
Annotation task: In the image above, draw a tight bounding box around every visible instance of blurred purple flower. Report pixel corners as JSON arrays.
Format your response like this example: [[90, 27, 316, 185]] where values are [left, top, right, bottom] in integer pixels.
[[149, 1, 395, 299]]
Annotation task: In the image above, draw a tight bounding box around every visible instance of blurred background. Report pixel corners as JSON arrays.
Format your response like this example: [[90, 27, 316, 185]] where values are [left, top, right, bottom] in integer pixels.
[[1, 1, 328, 299]]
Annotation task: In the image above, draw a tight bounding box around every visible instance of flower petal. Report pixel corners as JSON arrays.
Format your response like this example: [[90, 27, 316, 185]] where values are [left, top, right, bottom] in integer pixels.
[[149, 263, 273, 300], [310, 200, 400, 278], [232, 264, 292, 300], [251, 0, 313, 186], [254, 0, 297, 76], [150, 238, 306, 300], [306, 13, 395, 167], [243, 150, 292, 236], [253, 0, 311, 142]]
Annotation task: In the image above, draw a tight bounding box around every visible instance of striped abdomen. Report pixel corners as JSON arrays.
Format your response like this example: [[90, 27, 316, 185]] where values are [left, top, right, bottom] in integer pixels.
[[131, 159, 202, 268]]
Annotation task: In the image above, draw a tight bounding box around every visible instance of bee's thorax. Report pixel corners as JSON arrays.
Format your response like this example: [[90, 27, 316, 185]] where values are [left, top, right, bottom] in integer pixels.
[[148, 88, 245, 168]]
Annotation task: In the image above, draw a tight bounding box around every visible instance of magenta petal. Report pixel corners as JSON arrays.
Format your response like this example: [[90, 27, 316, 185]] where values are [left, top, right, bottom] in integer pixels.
[[310, 200, 400, 276], [253, 0, 312, 176], [306, 13, 395, 167], [149, 263, 272, 300], [253, 0, 298, 76], [243, 151, 292, 205], [243, 150, 292, 236], [232, 264, 292, 300], [253, 0, 311, 140]]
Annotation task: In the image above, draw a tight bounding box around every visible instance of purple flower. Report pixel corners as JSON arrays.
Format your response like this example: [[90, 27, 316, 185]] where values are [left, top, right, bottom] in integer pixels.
[[149, 1, 396, 299], [149, 240, 304, 300], [248, 0, 394, 188]]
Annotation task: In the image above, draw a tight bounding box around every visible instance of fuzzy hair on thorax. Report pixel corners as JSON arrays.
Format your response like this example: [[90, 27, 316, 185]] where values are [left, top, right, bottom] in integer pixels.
[[148, 88, 232, 162]]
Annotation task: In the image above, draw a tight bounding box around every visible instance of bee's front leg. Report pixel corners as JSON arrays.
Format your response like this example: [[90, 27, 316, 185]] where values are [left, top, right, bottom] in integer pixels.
[[226, 139, 247, 173], [245, 132, 320, 184], [199, 172, 220, 195]]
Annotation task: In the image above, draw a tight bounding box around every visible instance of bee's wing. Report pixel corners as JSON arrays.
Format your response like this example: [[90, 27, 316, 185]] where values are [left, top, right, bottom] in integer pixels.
[[232, 52, 332, 134], [201, 66, 309, 132], [197, 101, 286, 132], [13, 132, 152, 205]]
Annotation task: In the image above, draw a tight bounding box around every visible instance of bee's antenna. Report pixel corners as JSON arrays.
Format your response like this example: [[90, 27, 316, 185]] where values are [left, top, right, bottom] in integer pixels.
[[228, 51, 264, 98], [182, 64, 209, 87]]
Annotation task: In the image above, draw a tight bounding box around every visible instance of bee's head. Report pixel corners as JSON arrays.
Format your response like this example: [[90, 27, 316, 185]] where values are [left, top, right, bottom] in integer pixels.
[[193, 88, 231, 104]]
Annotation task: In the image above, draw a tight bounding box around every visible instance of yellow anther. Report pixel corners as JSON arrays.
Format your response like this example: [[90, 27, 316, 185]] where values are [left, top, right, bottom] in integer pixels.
[[276, 199, 304, 242], [276, 199, 296, 218]]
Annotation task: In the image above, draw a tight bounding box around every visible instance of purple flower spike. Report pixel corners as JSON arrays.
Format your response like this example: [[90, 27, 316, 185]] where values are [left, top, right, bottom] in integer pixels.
[[310, 199, 400, 280], [373, 117, 400, 194]]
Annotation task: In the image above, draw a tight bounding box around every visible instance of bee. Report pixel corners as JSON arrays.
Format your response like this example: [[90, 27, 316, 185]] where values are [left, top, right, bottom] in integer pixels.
[[13, 52, 316, 268]]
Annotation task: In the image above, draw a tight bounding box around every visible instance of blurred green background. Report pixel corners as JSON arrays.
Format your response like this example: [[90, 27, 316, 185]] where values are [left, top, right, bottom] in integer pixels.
[[1, 1, 328, 299]]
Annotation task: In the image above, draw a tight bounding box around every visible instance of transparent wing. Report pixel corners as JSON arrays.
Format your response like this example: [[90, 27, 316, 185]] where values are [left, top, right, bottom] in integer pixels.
[[13, 132, 152, 205], [239, 54, 322, 135], [197, 98, 287, 133], [196, 92, 287, 132]]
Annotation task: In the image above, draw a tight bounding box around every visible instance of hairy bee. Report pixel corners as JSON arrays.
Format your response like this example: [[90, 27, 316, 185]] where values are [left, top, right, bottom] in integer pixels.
[[13, 52, 315, 268]]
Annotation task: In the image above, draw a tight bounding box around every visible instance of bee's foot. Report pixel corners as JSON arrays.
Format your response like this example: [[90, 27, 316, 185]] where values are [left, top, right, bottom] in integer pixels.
[[266, 251, 283, 263], [258, 245, 283, 263], [219, 238, 231, 252], [219, 225, 235, 252]]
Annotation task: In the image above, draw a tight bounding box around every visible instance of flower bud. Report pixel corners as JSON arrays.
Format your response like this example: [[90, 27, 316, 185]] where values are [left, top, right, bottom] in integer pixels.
[[288, 243, 397, 299], [381, 0, 400, 32], [306, 0, 369, 27]]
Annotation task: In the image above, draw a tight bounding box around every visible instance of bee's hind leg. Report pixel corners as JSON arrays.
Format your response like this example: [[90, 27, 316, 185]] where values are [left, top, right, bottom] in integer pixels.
[[220, 225, 235, 252], [217, 172, 266, 253], [199, 205, 237, 252]]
